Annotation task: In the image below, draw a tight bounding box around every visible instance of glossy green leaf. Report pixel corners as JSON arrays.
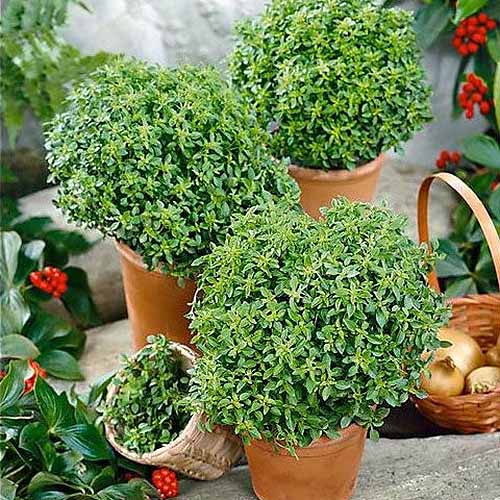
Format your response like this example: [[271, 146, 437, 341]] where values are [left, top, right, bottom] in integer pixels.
[[436, 253, 470, 277], [37, 350, 84, 381], [0, 478, 17, 500], [0, 334, 40, 359], [445, 277, 478, 297], [414, 1, 452, 50], [27, 472, 69, 495], [34, 377, 75, 432], [489, 187, 500, 217], [58, 424, 113, 461], [0, 231, 21, 288], [487, 29, 500, 62], [461, 134, 500, 170], [453, 0, 488, 23], [0, 359, 27, 412], [0, 289, 30, 335]]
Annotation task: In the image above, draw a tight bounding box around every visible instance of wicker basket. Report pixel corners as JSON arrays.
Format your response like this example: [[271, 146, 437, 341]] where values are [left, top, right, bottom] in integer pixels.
[[413, 172, 500, 433], [105, 341, 244, 480]]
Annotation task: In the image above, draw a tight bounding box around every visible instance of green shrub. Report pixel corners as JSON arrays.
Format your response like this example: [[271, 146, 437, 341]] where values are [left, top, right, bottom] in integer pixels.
[[104, 336, 191, 454], [46, 59, 300, 279], [189, 200, 449, 452], [229, 0, 432, 171]]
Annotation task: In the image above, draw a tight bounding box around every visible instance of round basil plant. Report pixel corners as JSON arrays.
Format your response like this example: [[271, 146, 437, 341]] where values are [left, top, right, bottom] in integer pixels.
[[46, 58, 300, 279], [229, 0, 432, 171], [189, 200, 449, 452]]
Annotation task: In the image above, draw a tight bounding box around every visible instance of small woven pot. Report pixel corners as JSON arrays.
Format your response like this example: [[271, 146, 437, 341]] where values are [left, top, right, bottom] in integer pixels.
[[414, 173, 500, 433], [105, 342, 243, 480]]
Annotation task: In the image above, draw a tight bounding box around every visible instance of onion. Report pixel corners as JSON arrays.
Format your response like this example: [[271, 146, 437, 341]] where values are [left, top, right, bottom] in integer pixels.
[[485, 346, 500, 367], [435, 327, 484, 376], [465, 366, 500, 394], [420, 356, 465, 397]]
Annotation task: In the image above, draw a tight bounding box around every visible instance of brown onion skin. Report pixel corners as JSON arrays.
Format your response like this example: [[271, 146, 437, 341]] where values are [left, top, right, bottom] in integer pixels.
[[465, 366, 500, 394], [485, 347, 500, 367], [420, 356, 465, 397], [435, 327, 484, 376]]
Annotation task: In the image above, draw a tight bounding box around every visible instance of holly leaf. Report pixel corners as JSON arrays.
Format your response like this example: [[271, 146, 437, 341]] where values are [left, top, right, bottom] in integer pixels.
[[37, 350, 84, 381], [461, 134, 500, 171], [0, 334, 40, 359], [58, 424, 113, 461]]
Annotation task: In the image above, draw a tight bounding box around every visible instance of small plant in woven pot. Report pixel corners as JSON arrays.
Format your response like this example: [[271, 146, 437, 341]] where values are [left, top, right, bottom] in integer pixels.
[[188, 200, 449, 499], [104, 335, 191, 454], [46, 58, 299, 279], [229, 0, 432, 171]]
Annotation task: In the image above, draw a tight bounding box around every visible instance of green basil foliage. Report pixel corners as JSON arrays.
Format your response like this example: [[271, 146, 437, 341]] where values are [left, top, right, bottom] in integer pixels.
[[0, 360, 157, 499], [229, 0, 432, 171], [46, 59, 300, 279], [189, 200, 449, 453], [103, 336, 191, 454], [0, 0, 111, 145]]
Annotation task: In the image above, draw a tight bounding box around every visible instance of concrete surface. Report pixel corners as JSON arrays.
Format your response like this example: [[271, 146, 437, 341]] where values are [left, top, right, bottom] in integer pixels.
[[177, 433, 500, 500]]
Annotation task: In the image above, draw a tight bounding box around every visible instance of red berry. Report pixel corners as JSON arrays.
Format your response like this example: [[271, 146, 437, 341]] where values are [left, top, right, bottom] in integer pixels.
[[471, 92, 483, 103], [467, 42, 479, 53], [477, 26, 488, 36], [463, 82, 474, 93], [465, 107, 474, 119], [471, 32, 485, 44], [436, 158, 446, 169], [151, 468, 178, 498], [450, 152, 461, 164], [486, 19, 497, 31], [452, 36, 462, 48], [0, 370, 6, 379], [468, 15, 478, 25], [479, 100, 491, 115], [478, 12, 488, 24], [456, 26, 466, 37], [458, 44, 469, 56]]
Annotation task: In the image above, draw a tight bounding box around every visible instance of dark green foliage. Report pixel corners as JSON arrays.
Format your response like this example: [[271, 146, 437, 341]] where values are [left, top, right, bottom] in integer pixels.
[[104, 336, 191, 454], [46, 59, 300, 278], [189, 200, 449, 452], [0, 0, 111, 145], [0, 230, 100, 381], [229, 0, 432, 170], [0, 360, 157, 499]]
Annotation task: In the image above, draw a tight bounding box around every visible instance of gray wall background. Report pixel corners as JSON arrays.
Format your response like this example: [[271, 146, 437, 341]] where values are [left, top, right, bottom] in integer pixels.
[[6, 0, 486, 169]]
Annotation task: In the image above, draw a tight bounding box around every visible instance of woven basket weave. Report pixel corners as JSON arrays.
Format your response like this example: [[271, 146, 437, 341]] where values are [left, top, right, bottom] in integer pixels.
[[413, 173, 500, 433], [105, 342, 243, 480]]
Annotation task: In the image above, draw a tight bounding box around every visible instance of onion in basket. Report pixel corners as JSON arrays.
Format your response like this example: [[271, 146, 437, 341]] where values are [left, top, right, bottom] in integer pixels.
[[485, 346, 500, 367], [465, 367, 500, 394], [435, 327, 484, 376], [420, 356, 465, 397]]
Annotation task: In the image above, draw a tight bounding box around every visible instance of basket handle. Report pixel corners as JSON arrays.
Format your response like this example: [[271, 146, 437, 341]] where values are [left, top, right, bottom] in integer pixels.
[[417, 172, 500, 293]]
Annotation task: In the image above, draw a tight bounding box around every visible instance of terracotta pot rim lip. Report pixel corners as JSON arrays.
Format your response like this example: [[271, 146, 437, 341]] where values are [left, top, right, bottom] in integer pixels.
[[115, 240, 194, 282], [246, 424, 365, 454], [288, 153, 385, 181]]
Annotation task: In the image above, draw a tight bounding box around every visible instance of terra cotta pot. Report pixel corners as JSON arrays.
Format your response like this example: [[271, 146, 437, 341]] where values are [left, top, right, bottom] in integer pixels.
[[115, 241, 196, 350], [244, 425, 367, 500], [288, 154, 384, 219]]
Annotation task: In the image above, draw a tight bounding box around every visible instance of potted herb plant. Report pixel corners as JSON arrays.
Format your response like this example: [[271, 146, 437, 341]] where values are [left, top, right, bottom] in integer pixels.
[[46, 58, 299, 349], [229, 0, 432, 218], [189, 199, 449, 500]]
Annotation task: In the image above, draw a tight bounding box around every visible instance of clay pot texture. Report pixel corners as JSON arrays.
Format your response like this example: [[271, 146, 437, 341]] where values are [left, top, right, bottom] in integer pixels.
[[288, 154, 384, 219], [245, 425, 367, 500], [115, 242, 196, 350]]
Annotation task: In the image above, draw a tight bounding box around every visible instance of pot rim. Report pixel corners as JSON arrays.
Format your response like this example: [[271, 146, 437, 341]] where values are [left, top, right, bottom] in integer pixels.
[[246, 424, 366, 458], [288, 153, 385, 182]]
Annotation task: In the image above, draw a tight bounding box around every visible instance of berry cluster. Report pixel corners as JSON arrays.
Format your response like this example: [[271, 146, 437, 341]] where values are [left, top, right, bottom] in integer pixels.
[[436, 150, 461, 170], [30, 267, 68, 298], [452, 13, 497, 56], [458, 73, 491, 119], [152, 468, 178, 499], [24, 360, 47, 394]]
